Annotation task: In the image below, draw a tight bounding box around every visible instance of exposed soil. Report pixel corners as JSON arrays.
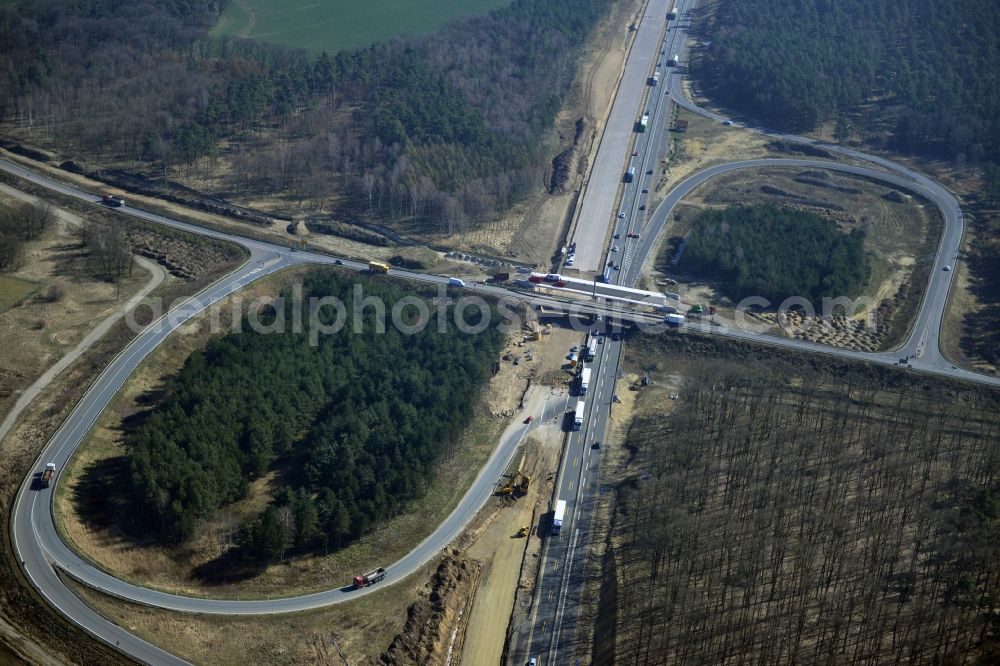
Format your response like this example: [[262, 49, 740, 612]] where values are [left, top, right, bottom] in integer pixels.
[[646, 167, 942, 351], [0, 227, 241, 665], [378, 553, 482, 666]]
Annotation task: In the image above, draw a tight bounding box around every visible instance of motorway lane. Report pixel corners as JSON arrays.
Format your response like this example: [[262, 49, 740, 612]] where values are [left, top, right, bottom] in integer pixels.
[[571, 0, 671, 272], [517, 332, 621, 665], [4, 0, 998, 658]]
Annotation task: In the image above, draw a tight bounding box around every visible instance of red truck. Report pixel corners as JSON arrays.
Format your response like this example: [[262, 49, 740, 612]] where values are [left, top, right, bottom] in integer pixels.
[[353, 567, 386, 589]]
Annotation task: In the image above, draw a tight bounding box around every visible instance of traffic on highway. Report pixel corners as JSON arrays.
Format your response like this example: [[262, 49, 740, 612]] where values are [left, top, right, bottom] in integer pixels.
[[3, 0, 995, 662]]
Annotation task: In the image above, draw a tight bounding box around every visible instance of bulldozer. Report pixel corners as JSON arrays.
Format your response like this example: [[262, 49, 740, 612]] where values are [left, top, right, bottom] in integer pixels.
[[497, 471, 531, 497]]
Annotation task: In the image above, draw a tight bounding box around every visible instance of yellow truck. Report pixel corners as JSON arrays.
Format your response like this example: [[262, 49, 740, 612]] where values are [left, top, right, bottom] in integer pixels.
[[368, 260, 390, 273]]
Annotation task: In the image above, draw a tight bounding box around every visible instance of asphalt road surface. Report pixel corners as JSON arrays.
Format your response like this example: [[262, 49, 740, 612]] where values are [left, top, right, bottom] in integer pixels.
[[570, 0, 671, 273], [5, 0, 998, 660]]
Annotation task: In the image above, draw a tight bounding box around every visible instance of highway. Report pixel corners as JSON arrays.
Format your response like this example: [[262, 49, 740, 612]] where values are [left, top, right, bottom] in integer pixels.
[[512, 0, 995, 663], [570, 0, 672, 272], [4, 0, 998, 660]]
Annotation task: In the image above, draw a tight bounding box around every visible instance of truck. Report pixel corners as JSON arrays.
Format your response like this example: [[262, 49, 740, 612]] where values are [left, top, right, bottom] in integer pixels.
[[353, 567, 387, 589], [638, 113, 650, 132], [40, 462, 56, 488], [573, 400, 585, 431], [668, 54, 680, 67], [447, 277, 466, 288], [624, 166, 636, 183], [101, 193, 125, 207], [585, 339, 597, 362], [368, 260, 390, 273], [580, 367, 592, 395], [569, 351, 578, 367], [514, 279, 535, 289], [649, 70, 661, 86], [491, 272, 510, 283], [665, 313, 686, 327], [598, 266, 612, 283], [552, 499, 567, 536], [552, 500, 566, 536]]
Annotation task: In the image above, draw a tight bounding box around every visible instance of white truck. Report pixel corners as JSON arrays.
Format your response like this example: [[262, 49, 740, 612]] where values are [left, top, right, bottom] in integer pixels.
[[665, 313, 686, 327], [552, 499, 567, 536], [573, 400, 585, 430], [580, 367, 592, 395]]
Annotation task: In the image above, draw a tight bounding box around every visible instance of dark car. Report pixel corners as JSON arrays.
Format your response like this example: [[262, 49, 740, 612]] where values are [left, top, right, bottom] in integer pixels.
[[611, 332, 621, 341], [646, 169, 654, 175], [639, 205, 646, 210], [641, 188, 648, 193], [592, 442, 601, 450]]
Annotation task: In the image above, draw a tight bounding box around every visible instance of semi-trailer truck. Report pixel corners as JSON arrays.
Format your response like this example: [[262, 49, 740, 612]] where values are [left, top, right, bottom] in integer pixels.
[[585, 339, 597, 362], [353, 567, 387, 589], [580, 367, 592, 395], [573, 400, 585, 430], [637, 113, 650, 132], [668, 54, 680, 66], [624, 166, 636, 183], [668, 6, 678, 19], [552, 499, 567, 536]]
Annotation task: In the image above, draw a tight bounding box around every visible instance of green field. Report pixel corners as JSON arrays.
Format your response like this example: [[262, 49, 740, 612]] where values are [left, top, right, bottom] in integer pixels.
[[0, 275, 37, 313], [211, 0, 512, 53]]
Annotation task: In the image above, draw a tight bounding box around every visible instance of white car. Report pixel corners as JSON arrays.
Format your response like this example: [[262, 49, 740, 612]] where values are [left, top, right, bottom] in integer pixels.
[[723, 120, 733, 126], [943, 265, 951, 271], [611, 245, 619, 252], [618, 212, 626, 218]]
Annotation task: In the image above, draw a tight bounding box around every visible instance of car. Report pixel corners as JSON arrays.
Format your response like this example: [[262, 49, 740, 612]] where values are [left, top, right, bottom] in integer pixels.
[[660, 50, 665, 54], [528, 659, 537, 666], [618, 212, 626, 218], [334, 259, 344, 265], [598, 337, 604, 344], [592, 441, 601, 450], [524, 416, 534, 424], [723, 120, 733, 126], [943, 265, 952, 271], [646, 169, 654, 175], [611, 332, 621, 341], [596, 314, 603, 321], [613, 233, 621, 239], [612, 245, 619, 252], [641, 188, 648, 193], [627, 232, 640, 239], [632, 151, 639, 156], [571, 345, 579, 352], [565, 258, 574, 266], [639, 205, 646, 210]]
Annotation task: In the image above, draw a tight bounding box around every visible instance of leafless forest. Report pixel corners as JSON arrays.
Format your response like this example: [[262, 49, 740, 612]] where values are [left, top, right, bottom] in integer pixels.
[[603, 352, 1000, 665], [0, 0, 610, 236]]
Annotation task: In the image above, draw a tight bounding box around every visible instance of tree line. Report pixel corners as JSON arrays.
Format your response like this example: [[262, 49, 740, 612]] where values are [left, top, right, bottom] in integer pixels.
[[605, 359, 1000, 663], [678, 203, 869, 306], [126, 271, 505, 561], [0, 0, 616, 235], [697, 0, 1000, 163], [0, 201, 52, 270]]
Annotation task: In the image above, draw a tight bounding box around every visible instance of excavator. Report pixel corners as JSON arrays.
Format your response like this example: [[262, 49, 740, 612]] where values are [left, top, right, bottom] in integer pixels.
[[497, 471, 530, 496]]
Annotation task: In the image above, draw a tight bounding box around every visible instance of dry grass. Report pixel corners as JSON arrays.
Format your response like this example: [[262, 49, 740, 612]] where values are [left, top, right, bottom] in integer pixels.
[[644, 166, 941, 351], [67, 559, 439, 666], [0, 188, 158, 419], [54, 267, 579, 600]]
